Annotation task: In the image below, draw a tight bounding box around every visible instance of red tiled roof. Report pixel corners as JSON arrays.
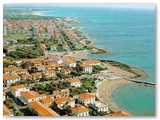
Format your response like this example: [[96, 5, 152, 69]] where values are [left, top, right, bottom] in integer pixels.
[[28, 101, 59, 116], [78, 93, 95, 99], [71, 105, 89, 113]]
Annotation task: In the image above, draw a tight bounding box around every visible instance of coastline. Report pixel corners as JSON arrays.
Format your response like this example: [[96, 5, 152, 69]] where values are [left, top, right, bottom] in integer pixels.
[[96, 61, 148, 115], [31, 10, 151, 115]]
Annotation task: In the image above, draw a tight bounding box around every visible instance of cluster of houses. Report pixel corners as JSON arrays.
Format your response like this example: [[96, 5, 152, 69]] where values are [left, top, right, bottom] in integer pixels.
[[5, 83, 109, 116], [3, 55, 102, 87], [3, 54, 112, 116], [3, 19, 61, 39]]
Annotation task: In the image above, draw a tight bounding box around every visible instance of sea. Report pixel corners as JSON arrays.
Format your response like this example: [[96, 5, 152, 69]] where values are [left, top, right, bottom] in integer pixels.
[[6, 4, 156, 116]]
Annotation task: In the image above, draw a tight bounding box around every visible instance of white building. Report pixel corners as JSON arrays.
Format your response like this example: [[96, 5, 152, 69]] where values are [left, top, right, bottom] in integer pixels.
[[78, 93, 95, 106], [54, 97, 75, 109], [19, 91, 46, 105], [81, 64, 93, 74], [10, 84, 29, 98], [90, 101, 109, 113], [3, 74, 21, 87], [63, 57, 76, 67], [71, 105, 89, 116], [67, 78, 82, 87]]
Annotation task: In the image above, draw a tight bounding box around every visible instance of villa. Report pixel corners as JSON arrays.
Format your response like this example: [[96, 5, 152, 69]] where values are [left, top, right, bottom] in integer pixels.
[[78, 93, 96, 106], [90, 101, 109, 113]]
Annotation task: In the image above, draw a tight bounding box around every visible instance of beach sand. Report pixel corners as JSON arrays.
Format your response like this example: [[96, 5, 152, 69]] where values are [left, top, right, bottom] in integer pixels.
[[68, 50, 90, 60], [96, 62, 141, 113]]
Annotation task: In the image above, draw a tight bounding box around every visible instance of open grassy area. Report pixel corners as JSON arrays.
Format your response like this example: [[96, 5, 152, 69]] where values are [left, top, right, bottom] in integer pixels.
[[4, 34, 27, 41]]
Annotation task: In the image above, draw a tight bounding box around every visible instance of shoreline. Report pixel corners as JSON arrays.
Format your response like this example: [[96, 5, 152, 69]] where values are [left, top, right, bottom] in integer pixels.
[[96, 61, 148, 115], [31, 10, 150, 115]]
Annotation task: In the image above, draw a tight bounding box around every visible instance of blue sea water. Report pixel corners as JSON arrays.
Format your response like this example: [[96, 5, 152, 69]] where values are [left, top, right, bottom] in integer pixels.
[[29, 5, 155, 116]]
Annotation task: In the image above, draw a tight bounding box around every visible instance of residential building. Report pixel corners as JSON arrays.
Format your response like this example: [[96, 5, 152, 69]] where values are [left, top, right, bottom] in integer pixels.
[[28, 101, 59, 116], [63, 57, 76, 67], [90, 101, 109, 113], [67, 78, 82, 87], [53, 89, 70, 99], [41, 96, 54, 107], [43, 70, 57, 79], [54, 97, 75, 109], [80, 64, 93, 74], [71, 105, 89, 116], [31, 72, 42, 80], [10, 84, 29, 98], [78, 93, 96, 106], [21, 73, 32, 80], [19, 91, 46, 105], [3, 74, 21, 87]]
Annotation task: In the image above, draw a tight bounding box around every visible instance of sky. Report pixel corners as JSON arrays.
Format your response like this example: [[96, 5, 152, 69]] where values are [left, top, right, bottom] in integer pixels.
[[3, 3, 155, 10]]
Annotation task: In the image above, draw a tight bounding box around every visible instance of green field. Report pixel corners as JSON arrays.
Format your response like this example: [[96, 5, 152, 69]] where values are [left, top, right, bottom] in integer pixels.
[[3, 34, 27, 41]]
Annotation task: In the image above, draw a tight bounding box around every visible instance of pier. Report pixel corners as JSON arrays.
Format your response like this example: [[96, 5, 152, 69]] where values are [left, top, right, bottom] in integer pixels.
[[124, 77, 155, 87]]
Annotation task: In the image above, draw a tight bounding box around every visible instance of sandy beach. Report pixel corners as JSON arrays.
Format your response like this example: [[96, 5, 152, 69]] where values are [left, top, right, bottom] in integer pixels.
[[96, 62, 145, 113], [67, 50, 90, 60]]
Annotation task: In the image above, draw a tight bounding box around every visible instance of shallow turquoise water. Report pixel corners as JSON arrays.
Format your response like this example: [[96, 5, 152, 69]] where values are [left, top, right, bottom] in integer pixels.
[[11, 4, 155, 116]]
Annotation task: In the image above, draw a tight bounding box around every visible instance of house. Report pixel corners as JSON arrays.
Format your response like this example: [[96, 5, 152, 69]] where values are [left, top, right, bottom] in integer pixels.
[[15, 68, 28, 75], [41, 96, 54, 107], [19, 91, 46, 105], [43, 70, 57, 79], [63, 57, 76, 67], [78, 93, 95, 106], [61, 68, 71, 75], [109, 111, 131, 116], [4, 66, 19, 74], [10, 84, 29, 98], [45, 64, 56, 70], [90, 101, 109, 113], [36, 65, 46, 71], [81, 60, 101, 66], [28, 101, 59, 116], [31, 72, 42, 80], [67, 78, 82, 87], [80, 64, 93, 74], [54, 97, 75, 109], [71, 105, 89, 116], [48, 56, 63, 64], [21, 73, 32, 80], [53, 89, 70, 99], [3, 74, 21, 87], [3, 105, 13, 116]]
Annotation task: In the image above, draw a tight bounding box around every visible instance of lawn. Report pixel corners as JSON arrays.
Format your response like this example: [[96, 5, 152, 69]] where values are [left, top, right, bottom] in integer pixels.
[[4, 34, 27, 41]]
